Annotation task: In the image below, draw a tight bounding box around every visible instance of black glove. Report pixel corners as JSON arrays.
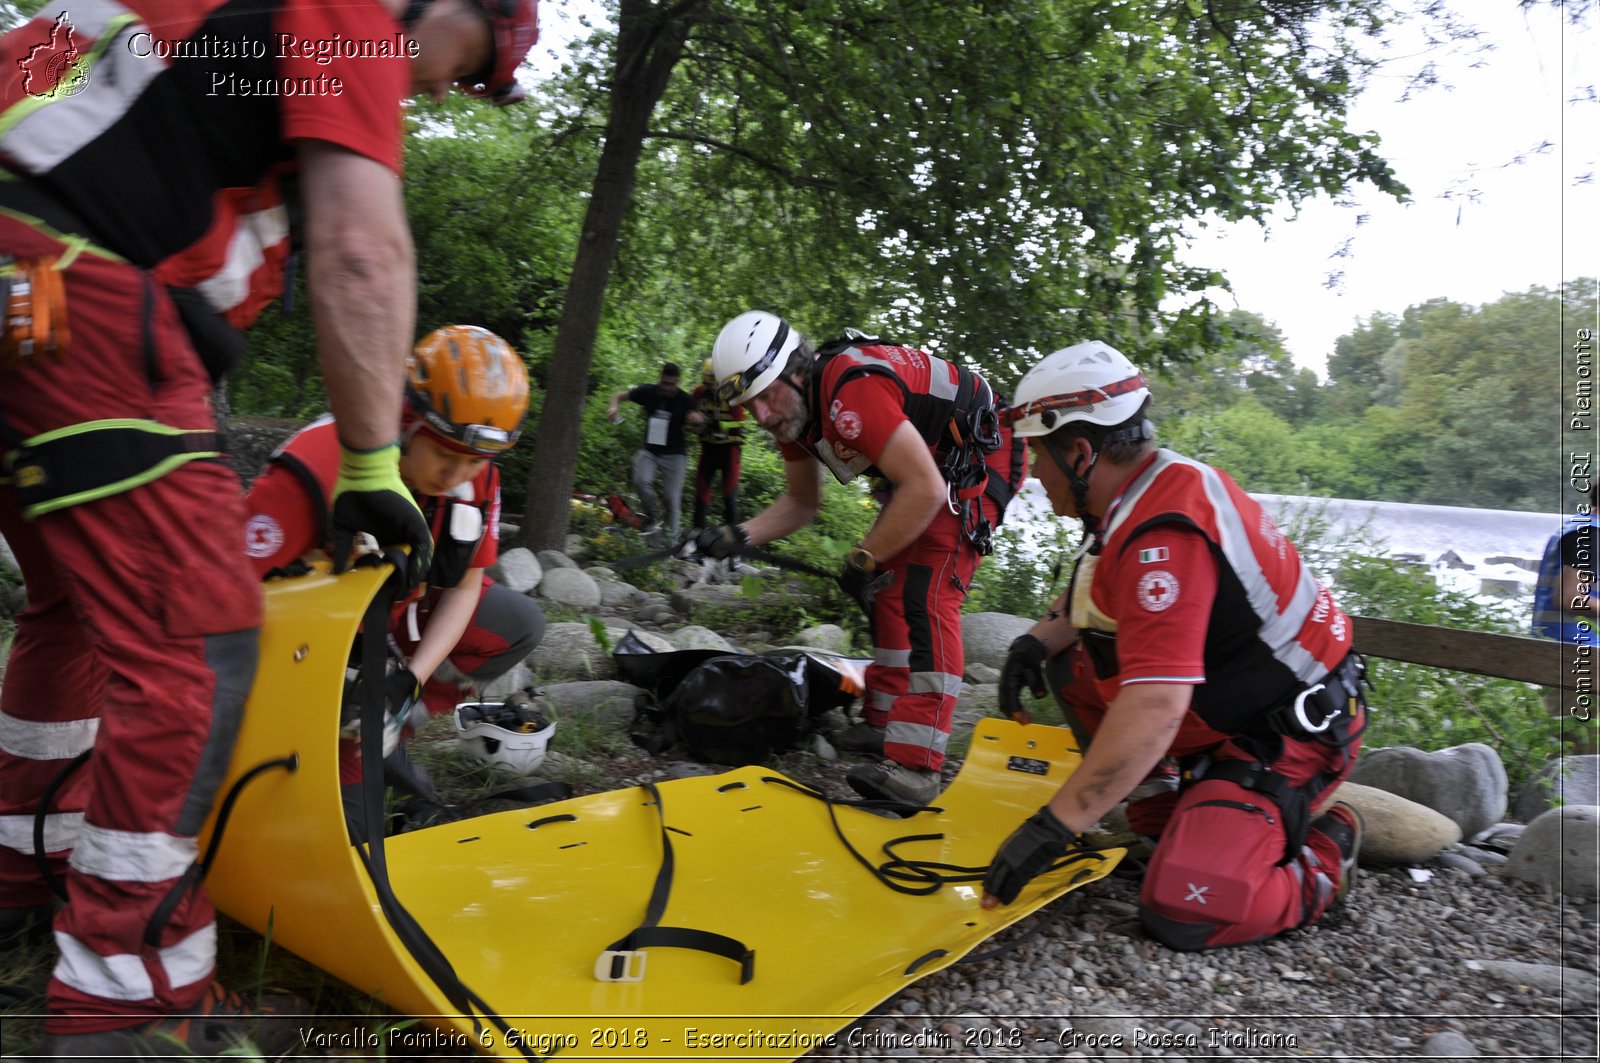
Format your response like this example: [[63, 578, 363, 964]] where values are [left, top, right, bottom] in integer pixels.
[[983, 805, 1078, 906], [694, 523, 749, 560], [837, 552, 893, 620], [999, 634, 1048, 724], [330, 445, 433, 590], [385, 667, 420, 718]]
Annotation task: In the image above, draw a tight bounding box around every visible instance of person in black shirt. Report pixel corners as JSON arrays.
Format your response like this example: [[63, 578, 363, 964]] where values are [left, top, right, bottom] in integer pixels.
[[607, 362, 700, 538]]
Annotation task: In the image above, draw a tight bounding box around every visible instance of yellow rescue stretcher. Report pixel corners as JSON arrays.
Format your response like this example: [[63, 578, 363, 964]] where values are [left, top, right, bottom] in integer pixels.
[[201, 564, 1122, 1060]]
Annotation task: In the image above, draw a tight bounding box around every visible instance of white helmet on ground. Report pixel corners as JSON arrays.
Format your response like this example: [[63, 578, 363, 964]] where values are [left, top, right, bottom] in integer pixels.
[[454, 693, 555, 776], [711, 310, 801, 406], [1005, 341, 1150, 438]]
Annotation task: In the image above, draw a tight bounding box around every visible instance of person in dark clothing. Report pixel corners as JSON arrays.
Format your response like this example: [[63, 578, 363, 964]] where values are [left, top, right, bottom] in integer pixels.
[[607, 362, 700, 538]]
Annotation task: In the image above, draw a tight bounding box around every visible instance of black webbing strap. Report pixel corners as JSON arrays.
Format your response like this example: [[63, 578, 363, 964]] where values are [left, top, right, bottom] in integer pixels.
[[597, 780, 755, 985], [1192, 758, 1312, 868], [984, 430, 1027, 520], [353, 560, 543, 1059], [7, 422, 222, 518]]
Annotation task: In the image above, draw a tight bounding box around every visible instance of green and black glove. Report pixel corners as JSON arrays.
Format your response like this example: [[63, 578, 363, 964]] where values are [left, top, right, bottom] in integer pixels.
[[330, 443, 433, 590]]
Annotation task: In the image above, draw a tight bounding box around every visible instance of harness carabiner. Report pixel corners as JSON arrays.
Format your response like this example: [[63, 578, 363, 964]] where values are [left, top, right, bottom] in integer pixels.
[[1291, 683, 1336, 734]]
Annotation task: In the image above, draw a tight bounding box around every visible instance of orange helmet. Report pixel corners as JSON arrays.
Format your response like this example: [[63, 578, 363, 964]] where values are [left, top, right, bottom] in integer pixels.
[[406, 326, 530, 454]]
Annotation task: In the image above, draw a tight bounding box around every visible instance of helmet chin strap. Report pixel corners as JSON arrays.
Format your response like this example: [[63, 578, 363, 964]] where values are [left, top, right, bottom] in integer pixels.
[[1043, 435, 1099, 534], [791, 364, 819, 442]]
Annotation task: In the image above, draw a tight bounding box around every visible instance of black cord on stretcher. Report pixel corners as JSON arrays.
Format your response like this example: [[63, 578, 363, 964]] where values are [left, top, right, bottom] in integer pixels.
[[754, 776, 1116, 965]]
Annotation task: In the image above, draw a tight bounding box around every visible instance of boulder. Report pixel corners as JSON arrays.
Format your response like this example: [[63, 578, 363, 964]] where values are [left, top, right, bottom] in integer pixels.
[[1322, 781, 1463, 866], [540, 680, 647, 728], [669, 625, 738, 653], [596, 579, 645, 610], [1506, 804, 1600, 899], [792, 624, 851, 654], [583, 566, 617, 581], [966, 662, 1001, 685], [1512, 755, 1600, 823], [478, 663, 535, 700], [960, 612, 1034, 670], [1347, 742, 1507, 839], [670, 582, 747, 618], [951, 683, 1001, 745], [533, 622, 615, 680], [487, 547, 543, 594], [1467, 958, 1600, 1011], [1471, 822, 1525, 852], [610, 627, 675, 655], [537, 567, 602, 610], [537, 549, 579, 572]]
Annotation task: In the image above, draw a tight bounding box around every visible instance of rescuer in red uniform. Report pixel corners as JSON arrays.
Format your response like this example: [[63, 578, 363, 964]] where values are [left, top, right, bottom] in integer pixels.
[[983, 341, 1366, 951], [699, 311, 1024, 807]]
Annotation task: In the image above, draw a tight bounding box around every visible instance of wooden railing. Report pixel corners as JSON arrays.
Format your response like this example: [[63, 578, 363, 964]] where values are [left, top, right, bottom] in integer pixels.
[[1352, 615, 1574, 690]]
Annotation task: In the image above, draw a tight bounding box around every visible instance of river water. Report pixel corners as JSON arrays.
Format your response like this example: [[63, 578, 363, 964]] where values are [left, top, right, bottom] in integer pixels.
[[1004, 480, 1566, 611]]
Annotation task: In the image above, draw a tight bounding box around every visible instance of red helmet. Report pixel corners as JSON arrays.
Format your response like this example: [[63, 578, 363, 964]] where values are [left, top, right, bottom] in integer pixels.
[[459, 0, 539, 105]]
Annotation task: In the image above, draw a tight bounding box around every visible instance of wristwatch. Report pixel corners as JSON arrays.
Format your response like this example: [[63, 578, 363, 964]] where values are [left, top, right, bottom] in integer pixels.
[[845, 544, 876, 573]]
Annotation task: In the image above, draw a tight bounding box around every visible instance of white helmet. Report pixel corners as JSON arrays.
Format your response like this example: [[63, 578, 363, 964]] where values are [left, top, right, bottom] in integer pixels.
[[1006, 341, 1150, 438], [454, 694, 555, 776], [711, 310, 802, 405]]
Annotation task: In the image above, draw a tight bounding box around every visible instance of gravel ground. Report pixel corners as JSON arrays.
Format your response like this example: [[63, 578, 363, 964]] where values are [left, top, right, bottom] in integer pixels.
[[800, 867, 1597, 1061], [554, 740, 1600, 1063]]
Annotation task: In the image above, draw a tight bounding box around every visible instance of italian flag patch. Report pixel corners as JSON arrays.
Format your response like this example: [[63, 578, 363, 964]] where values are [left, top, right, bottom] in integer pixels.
[[1139, 546, 1169, 564]]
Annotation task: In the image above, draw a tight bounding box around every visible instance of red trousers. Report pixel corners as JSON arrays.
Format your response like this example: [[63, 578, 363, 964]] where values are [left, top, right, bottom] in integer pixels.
[[692, 442, 741, 529], [1053, 643, 1363, 949], [0, 220, 261, 1029], [865, 466, 1009, 773]]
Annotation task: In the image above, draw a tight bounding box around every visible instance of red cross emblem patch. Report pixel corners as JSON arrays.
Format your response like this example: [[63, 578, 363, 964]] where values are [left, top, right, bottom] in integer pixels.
[[1136, 570, 1178, 612]]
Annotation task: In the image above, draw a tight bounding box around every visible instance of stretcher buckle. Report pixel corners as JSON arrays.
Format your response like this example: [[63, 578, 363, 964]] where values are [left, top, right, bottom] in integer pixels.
[[595, 949, 647, 982]]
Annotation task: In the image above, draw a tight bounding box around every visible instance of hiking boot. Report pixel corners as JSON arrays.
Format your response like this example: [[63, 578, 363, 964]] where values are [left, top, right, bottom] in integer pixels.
[[834, 721, 886, 756], [1313, 801, 1364, 906], [36, 981, 306, 1060], [0, 902, 53, 951], [846, 758, 941, 806]]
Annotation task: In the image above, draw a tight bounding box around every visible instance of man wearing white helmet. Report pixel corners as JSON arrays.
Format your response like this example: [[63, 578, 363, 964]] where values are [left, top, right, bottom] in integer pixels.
[[698, 311, 1025, 806], [981, 341, 1367, 952]]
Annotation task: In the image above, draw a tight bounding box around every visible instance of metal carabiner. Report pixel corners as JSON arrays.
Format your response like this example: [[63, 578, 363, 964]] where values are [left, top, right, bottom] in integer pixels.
[[1291, 683, 1336, 734]]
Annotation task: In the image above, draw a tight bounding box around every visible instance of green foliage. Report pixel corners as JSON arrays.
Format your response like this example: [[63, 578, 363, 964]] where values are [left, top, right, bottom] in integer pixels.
[[964, 520, 1081, 620], [1145, 282, 1583, 506]]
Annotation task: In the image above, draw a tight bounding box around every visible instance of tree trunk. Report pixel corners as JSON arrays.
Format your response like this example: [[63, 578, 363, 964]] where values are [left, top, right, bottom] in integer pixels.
[[517, 0, 705, 552]]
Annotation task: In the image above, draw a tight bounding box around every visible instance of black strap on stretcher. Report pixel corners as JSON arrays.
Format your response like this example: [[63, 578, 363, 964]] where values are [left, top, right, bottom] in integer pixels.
[[352, 559, 544, 1060], [595, 780, 756, 985]]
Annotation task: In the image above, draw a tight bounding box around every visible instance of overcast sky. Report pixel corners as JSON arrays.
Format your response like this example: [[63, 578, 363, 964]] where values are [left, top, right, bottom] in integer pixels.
[[1181, 1, 1595, 375], [529, 2, 1597, 377]]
